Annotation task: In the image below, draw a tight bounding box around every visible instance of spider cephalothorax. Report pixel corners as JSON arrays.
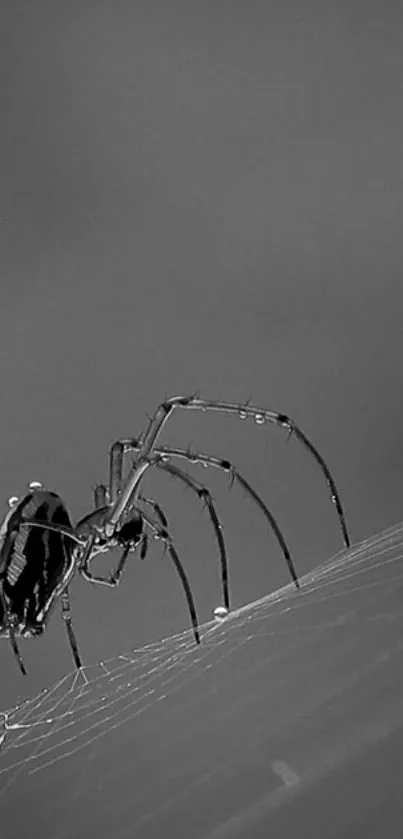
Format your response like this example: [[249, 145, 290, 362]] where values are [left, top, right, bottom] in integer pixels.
[[0, 396, 350, 674], [75, 504, 145, 555]]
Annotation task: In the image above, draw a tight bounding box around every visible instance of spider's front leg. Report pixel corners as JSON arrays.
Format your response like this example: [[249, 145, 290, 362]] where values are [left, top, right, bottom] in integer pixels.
[[106, 396, 350, 550], [108, 444, 232, 609], [108, 439, 299, 599]]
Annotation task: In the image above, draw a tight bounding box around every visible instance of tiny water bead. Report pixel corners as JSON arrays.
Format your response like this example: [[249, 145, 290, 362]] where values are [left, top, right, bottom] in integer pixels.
[[7, 497, 19, 508], [238, 410, 248, 420], [213, 606, 229, 621], [254, 414, 265, 424], [28, 481, 43, 490]]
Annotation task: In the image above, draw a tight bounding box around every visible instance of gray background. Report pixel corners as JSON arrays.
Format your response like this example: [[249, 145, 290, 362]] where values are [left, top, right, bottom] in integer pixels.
[[1, 0, 402, 708]]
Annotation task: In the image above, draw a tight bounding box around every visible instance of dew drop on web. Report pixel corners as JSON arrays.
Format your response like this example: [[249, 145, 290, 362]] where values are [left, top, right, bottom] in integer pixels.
[[213, 606, 229, 621]]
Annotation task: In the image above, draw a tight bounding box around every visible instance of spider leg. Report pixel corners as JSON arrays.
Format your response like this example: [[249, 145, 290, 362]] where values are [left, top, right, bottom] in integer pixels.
[[139, 495, 168, 527], [109, 443, 124, 502], [141, 510, 200, 645], [137, 496, 165, 561], [162, 452, 298, 590], [0, 588, 26, 675], [149, 464, 230, 610], [79, 488, 146, 586], [106, 397, 350, 549], [109, 440, 299, 590], [19, 520, 85, 546], [81, 494, 168, 586], [140, 532, 148, 559], [94, 484, 108, 508], [80, 543, 132, 587], [60, 589, 82, 669], [110, 445, 230, 607]]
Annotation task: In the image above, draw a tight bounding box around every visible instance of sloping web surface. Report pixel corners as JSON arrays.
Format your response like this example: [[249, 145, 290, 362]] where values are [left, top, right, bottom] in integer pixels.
[[1, 521, 403, 838]]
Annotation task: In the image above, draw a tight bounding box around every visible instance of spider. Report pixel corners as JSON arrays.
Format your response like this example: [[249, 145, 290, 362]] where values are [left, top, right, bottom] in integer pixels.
[[0, 395, 350, 674]]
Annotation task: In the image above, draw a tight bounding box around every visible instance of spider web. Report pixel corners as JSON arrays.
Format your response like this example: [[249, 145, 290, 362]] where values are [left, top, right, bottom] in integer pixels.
[[1, 519, 403, 837]]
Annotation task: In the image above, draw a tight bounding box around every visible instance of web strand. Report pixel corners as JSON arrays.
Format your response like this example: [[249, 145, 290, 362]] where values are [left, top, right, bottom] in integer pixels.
[[1, 520, 403, 794]]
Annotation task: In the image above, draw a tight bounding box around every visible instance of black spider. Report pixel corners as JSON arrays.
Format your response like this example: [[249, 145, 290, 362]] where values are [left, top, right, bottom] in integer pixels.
[[0, 396, 350, 674]]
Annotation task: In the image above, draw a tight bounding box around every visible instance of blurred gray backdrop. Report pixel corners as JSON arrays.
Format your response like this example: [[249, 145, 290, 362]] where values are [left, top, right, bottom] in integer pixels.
[[1, 0, 402, 706]]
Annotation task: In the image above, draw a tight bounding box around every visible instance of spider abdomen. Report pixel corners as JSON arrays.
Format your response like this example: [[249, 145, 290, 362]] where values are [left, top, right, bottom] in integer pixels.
[[0, 490, 73, 636]]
